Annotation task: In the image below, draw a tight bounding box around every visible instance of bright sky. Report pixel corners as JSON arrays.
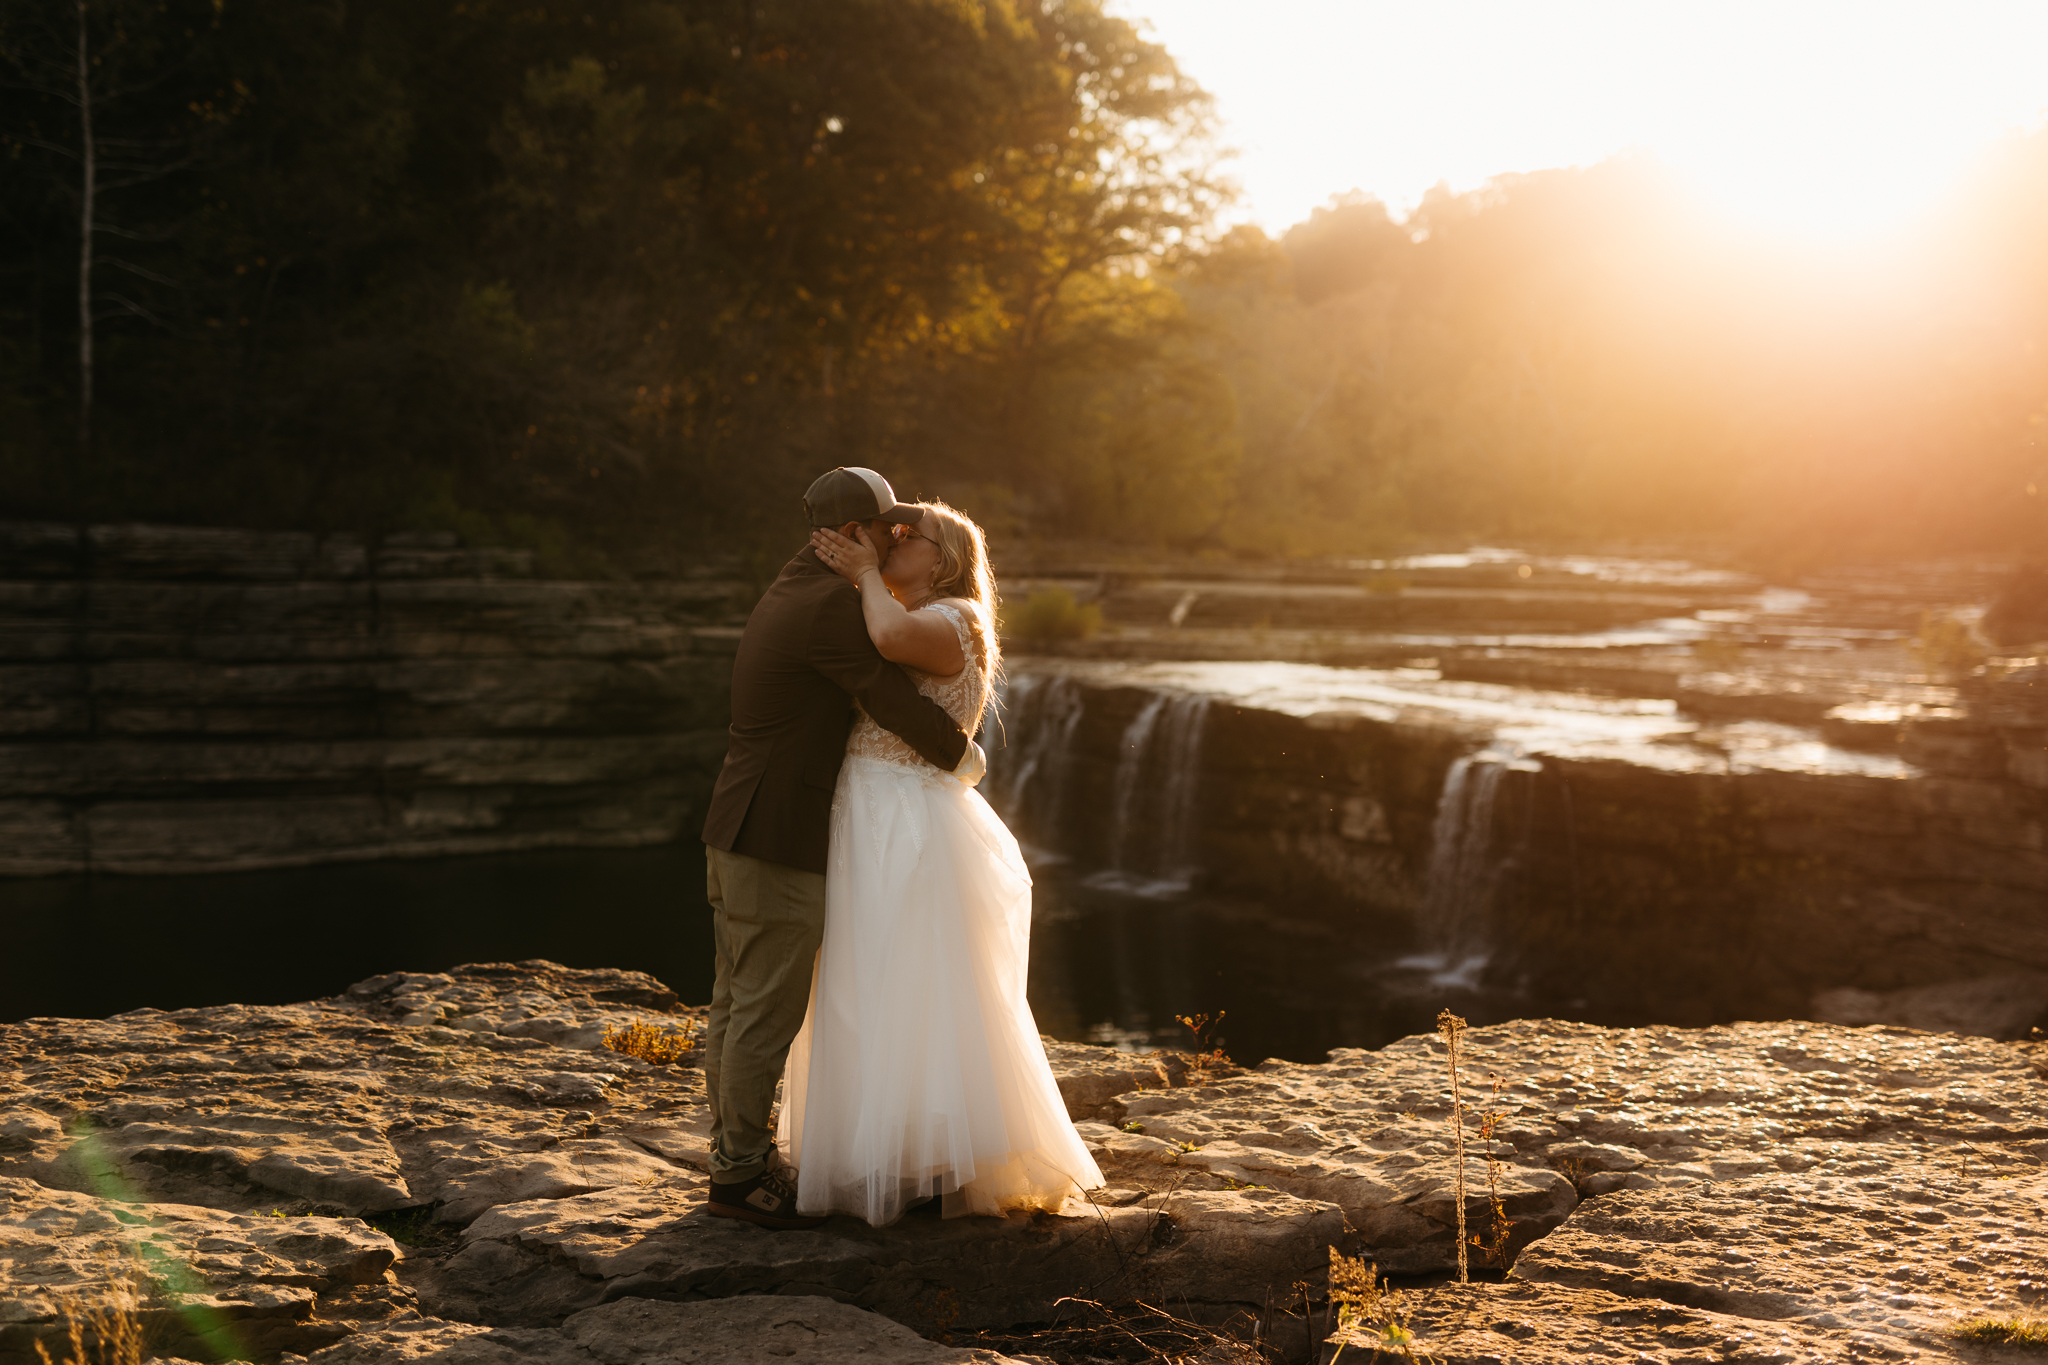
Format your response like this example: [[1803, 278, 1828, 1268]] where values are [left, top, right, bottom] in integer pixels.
[[1115, 0, 2048, 243]]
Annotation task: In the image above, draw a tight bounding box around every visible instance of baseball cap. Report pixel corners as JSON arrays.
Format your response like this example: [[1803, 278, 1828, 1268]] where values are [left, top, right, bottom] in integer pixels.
[[802, 467, 922, 527]]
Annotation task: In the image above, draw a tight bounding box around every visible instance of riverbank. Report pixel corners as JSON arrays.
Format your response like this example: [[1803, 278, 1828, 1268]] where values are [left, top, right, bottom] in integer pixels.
[[3, 962, 2044, 1363]]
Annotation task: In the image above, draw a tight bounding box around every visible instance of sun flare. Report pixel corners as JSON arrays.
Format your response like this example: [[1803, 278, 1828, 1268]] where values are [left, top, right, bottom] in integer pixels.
[[1122, 0, 2048, 244]]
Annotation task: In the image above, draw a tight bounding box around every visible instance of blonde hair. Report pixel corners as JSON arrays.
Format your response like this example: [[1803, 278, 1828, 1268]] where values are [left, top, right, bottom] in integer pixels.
[[915, 499, 1002, 697]]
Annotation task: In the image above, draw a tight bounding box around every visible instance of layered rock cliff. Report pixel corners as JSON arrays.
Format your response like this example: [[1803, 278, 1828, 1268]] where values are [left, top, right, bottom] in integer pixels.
[[0, 523, 746, 874], [995, 660, 2048, 1035]]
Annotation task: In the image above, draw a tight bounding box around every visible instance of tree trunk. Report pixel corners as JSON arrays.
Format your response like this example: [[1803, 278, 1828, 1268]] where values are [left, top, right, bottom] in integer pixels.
[[75, 0, 94, 452]]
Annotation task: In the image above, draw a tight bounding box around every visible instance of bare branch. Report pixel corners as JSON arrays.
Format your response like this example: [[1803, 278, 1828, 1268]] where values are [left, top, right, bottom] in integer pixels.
[[101, 257, 185, 289], [93, 221, 180, 242], [95, 292, 176, 331], [2, 132, 80, 159], [98, 156, 197, 192]]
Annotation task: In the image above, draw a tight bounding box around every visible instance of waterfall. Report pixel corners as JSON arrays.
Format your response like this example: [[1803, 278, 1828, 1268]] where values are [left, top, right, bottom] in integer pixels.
[[1086, 689, 1211, 897], [984, 673, 1086, 858], [1412, 746, 1536, 987]]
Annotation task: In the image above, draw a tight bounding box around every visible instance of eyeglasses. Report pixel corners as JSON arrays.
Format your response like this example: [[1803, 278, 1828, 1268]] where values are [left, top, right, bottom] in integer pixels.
[[891, 524, 939, 548]]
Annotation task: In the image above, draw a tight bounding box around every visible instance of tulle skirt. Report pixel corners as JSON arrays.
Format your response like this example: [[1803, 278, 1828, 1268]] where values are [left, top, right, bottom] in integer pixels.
[[778, 753, 1105, 1225]]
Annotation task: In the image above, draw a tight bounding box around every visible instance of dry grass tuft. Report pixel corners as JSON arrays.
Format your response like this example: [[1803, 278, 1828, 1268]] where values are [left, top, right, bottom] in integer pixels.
[[600, 1018, 697, 1065], [32, 1274, 149, 1365], [1953, 1316, 2048, 1348]]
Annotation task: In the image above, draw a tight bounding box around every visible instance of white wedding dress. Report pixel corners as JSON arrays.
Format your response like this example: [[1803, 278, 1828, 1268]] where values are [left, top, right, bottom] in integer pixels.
[[778, 601, 1105, 1225]]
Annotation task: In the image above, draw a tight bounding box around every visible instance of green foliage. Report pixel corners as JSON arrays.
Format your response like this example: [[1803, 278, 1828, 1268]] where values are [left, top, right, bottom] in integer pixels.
[[1000, 586, 1102, 642], [1911, 610, 1988, 680], [8, 0, 2048, 566], [0, 0, 1225, 555]]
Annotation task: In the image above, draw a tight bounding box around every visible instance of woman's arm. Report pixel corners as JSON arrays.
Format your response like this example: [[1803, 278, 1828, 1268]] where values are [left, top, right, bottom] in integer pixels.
[[810, 526, 967, 676]]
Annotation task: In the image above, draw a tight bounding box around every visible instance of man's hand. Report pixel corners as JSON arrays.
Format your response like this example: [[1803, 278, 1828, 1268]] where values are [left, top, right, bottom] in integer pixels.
[[952, 738, 988, 787]]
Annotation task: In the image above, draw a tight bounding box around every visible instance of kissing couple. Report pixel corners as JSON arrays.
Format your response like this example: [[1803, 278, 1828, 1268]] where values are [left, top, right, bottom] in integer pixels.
[[697, 467, 1105, 1229]]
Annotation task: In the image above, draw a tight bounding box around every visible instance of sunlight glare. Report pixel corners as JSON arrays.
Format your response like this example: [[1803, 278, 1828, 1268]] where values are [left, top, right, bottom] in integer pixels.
[[1118, 1, 2048, 243]]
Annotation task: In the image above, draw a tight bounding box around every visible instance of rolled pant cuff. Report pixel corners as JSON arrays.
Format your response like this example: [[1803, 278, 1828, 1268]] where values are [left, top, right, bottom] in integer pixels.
[[711, 1160, 768, 1186]]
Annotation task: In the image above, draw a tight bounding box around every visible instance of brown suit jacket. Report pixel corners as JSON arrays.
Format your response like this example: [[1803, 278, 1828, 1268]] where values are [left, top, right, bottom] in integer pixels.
[[701, 546, 969, 874]]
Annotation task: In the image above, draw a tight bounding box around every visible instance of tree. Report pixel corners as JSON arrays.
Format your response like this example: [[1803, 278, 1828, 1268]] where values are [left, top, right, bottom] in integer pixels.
[[1, 0, 222, 454]]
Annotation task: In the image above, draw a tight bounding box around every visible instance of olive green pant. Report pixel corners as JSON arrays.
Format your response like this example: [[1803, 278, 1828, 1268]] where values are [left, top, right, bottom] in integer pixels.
[[702, 844, 826, 1185]]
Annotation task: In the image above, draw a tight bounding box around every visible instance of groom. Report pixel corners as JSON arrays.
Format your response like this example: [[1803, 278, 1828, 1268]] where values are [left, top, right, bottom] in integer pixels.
[[698, 466, 984, 1229]]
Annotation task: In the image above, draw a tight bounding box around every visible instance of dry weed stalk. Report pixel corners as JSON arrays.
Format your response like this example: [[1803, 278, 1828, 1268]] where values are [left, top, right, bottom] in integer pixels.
[[600, 1018, 696, 1065], [1436, 1009, 1469, 1285], [1474, 1072, 1511, 1270], [1175, 1011, 1231, 1072], [956, 1295, 1270, 1362]]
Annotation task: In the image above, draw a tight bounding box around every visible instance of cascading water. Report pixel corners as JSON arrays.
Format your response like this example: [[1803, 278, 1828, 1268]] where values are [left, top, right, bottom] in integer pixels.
[[983, 673, 1086, 859], [1408, 746, 1537, 987], [1086, 689, 1211, 896]]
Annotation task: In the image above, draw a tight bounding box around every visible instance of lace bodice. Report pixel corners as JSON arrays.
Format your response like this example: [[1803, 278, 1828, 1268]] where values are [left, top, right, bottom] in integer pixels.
[[846, 601, 987, 769]]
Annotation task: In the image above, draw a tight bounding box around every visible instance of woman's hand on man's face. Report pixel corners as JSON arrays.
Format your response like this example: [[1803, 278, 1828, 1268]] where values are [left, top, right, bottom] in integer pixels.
[[811, 525, 883, 584]]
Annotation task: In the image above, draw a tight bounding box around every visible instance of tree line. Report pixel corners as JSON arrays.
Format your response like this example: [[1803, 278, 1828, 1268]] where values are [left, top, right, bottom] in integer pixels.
[[3, 0, 2044, 570]]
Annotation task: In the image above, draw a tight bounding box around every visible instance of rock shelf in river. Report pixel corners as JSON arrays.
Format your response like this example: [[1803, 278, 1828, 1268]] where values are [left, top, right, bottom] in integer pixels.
[[2, 961, 2044, 1363]]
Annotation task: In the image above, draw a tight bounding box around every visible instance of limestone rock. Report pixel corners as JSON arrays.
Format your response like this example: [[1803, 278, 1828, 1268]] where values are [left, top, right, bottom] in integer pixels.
[[1352, 1161, 2048, 1362], [0, 1177, 397, 1365], [1039, 1040, 1185, 1121], [419, 1178, 1342, 1332], [290, 1296, 1036, 1364], [1812, 970, 2048, 1039], [1321, 1280, 1889, 1365], [1095, 1017, 2048, 1277], [10, 962, 2048, 1364]]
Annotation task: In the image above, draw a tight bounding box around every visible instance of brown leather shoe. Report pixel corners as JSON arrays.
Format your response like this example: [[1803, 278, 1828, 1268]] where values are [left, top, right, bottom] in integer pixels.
[[705, 1167, 827, 1230]]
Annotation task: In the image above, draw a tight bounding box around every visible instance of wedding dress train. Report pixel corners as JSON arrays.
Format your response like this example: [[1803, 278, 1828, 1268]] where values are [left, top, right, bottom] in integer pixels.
[[778, 603, 1104, 1225]]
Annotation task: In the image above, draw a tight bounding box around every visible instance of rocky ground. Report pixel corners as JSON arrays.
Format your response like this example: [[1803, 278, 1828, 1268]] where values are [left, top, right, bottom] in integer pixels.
[[3, 962, 2045, 1364]]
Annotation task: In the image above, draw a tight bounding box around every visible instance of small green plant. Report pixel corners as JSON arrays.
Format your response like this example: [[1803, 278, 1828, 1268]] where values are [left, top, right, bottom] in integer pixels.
[[1175, 1011, 1231, 1070], [1911, 609, 1988, 680], [601, 1018, 697, 1066], [1952, 1316, 2048, 1348], [1219, 1176, 1271, 1191], [1327, 1248, 1434, 1364], [1118, 1120, 1145, 1134], [999, 586, 1102, 643]]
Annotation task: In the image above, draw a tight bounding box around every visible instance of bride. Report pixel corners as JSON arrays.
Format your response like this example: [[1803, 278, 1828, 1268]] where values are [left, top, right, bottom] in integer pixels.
[[786, 501, 1104, 1225]]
